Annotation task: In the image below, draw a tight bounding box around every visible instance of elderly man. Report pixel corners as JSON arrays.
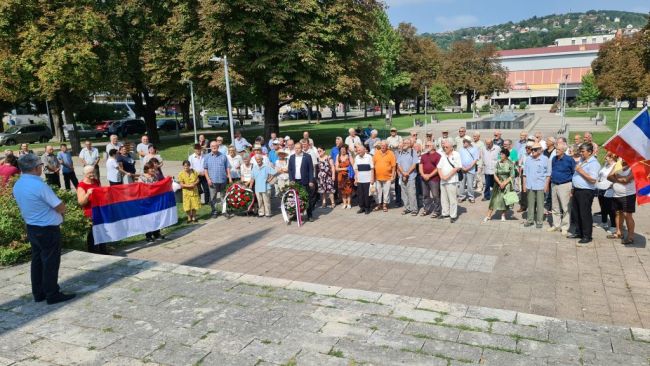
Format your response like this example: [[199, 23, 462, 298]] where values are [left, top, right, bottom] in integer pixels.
[[41, 145, 61, 188], [57, 143, 78, 190], [267, 132, 278, 150], [18, 143, 33, 156], [503, 139, 518, 162], [481, 138, 500, 201], [385, 128, 402, 152], [409, 131, 422, 146], [268, 139, 280, 164], [250, 154, 276, 218], [353, 144, 374, 214], [233, 130, 251, 153], [345, 128, 361, 154], [493, 130, 504, 147], [373, 141, 396, 211], [472, 132, 486, 191], [14, 154, 74, 305], [569, 142, 601, 244], [286, 139, 295, 155], [330, 137, 344, 161], [583, 132, 599, 154], [396, 138, 418, 215], [136, 135, 150, 171], [302, 131, 314, 146], [364, 129, 381, 155], [79, 140, 100, 179], [548, 142, 575, 235], [301, 139, 318, 169], [515, 131, 528, 159], [436, 130, 454, 153], [105, 134, 122, 160], [458, 137, 479, 203], [523, 143, 550, 228], [289, 142, 317, 222], [534, 131, 546, 150], [204, 141, 232, 218], [215, 136, 229, 155], [437, 141, 462, 223], [419, 140, 441, 217], [454, 127, 467, 148]]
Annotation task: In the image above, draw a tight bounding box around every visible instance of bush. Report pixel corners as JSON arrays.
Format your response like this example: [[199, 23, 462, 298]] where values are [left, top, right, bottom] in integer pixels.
[[0, 177, 89, 266], [518, 102, 528, 110], [480, 104, 491, 113]]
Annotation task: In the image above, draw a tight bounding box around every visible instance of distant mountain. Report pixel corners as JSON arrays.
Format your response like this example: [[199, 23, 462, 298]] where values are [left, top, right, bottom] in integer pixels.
[[423, 10, 648, 50]]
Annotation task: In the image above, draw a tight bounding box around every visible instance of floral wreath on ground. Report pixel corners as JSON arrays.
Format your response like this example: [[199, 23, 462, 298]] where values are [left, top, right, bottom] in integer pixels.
[[223, 182, 255, 214], [279, 182, 308, 220]]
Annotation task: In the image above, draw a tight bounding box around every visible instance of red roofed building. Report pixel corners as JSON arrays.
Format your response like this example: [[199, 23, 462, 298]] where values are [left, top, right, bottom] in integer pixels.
[[492, 43, 601, 107]]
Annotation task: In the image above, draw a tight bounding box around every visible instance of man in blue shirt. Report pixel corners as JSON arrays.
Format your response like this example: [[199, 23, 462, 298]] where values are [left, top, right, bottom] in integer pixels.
[[203, 141, 232, 217], [250, 154, 276, 217], [548, 142, 576, 235], [233, 130, 251, 153], [13, 154, 75, 305], [458, 137, 479, 203], [523, 143, 550, 228], [268, 139, 280, 164], [569, 142, 601, 244], [57, 143, 78, 190]]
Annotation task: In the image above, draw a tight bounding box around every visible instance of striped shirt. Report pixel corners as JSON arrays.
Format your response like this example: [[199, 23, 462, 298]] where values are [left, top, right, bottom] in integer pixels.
[[353, 153, 374, 183]]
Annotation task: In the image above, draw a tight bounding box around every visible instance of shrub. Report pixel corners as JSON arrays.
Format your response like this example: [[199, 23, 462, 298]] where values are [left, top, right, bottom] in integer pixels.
[[480, 104, 491, 113], [518, 102, 528, 110], [0, 176, 89, 266]]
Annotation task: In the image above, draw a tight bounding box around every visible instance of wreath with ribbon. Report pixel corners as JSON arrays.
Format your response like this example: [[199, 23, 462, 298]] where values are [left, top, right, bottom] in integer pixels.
[[280, 182, 309, 225], [222, 182, 255, 214]]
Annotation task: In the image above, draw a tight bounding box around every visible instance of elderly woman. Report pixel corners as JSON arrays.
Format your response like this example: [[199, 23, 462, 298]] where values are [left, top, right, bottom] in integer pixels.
[[116, 145, 137, 183], [139, 163, 165, 243], [143, 145, 163, 170], [335, 145, 354, 209], [227, 145, 243, 180], [596, 153, 617, 231], [77, 165, 108, 254], [274, 149, 290, 195], [0, 154, 19, 185], [607, 159, 636, 245], [483, 148, 515, 222], [316, 146, 336, 208], [240, 154, 253, 186], [364, 130, 381, 155]]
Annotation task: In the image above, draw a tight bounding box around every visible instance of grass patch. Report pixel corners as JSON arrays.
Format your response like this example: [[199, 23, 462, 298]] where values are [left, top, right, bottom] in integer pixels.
[[280, 358, 297, 366], [112, 314, 122, 319], [397, 316, 415, 322], [355, 298, 372, 304], [327, 348, 345, 358], [101, 327, 114, 333], [509, 333, 550, 343], [370, 325, 379, 331], [483, 318, 500, 323], [415, 307, 446, 315], [88, 346, 96, 351], [260, 339, 272, 345]]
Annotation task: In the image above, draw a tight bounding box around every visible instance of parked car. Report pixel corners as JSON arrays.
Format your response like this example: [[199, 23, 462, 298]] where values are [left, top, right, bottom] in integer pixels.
[[281, 109, 321, 120], [207, 116, 242, 128], [63, 123, 103, 140], [108, 119, 147, 138], [0, 124, 53, 146], [96, 120, 116, 135], [156, 118, 184, 131]]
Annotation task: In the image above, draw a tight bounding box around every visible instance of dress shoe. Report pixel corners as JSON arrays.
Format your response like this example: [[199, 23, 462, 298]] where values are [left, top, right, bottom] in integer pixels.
[[567, 234, 581, 239], [535, 224, 543, 229], [46, 292, 76, 305], [307, 217, 314, 222], [34, 295, 46, 303], [364, 209, 371, 215], [578, 238, 592, 244], [523, 222, 534, 227], [357, 209, 365, 214], [450, 217, 457, 223]]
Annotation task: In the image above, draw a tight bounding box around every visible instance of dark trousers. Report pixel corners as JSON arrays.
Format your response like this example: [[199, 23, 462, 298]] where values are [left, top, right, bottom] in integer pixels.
[[519, 175, 527, 209], [357, 182, 371, 211], [109, 181, 122, 186], [422, 179, 441, 215], [414, 167, 423, 208], [26, 225, 62, 300], [62, 172, 78, 190], [86, 227, 108, 254], [299, 182, 318, 219], [198, 175, 210, 204], [45, 173, 61, 188], [393, 174, 403, 206], [572, 188, 595, 239], [598, 193, 616, 226], [484, 174, 494, 200]]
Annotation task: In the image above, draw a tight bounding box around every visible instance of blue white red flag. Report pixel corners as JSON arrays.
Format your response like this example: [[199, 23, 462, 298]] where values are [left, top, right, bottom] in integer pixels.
[[604, 107, 650, 165], [90, 177, 178, 244], [632, 161, 650, 205]]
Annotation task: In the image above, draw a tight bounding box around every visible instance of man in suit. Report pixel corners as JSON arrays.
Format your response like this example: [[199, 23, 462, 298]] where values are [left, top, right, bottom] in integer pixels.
[[289, 142, 318, 222]]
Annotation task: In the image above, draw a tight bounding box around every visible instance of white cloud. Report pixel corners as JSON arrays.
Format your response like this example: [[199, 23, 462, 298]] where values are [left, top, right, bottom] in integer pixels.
[[385, 0, 452, 7], [434, 14, 479, 31]]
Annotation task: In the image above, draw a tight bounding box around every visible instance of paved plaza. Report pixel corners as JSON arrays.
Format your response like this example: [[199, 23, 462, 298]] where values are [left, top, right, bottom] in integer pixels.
[[1, 251, 650, 365]]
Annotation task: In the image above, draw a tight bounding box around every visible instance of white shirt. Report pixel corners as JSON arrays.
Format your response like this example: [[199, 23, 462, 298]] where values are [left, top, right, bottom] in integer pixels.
[[188, 153, 205, 174], [438, 151, 462, 184], [306, 147, 318, 169], [107, 158, 121, 183], [612, 168, 635, 197], [345, 136, 361, 152], [482, 145, 500, 175], [293, 154, 303, 180], [240, 163, 252, 183]]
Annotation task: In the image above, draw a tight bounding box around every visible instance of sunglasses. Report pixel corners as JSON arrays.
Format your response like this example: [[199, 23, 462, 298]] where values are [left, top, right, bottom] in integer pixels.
[[532, 148, 541, 152]]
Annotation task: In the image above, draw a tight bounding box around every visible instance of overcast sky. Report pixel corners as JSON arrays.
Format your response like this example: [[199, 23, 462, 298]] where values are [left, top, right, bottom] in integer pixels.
[[385, 0, 650, 34]]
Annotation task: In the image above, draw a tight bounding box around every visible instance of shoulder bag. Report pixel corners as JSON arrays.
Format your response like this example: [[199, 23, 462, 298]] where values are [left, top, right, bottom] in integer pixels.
[[446, 155, 463, 181]]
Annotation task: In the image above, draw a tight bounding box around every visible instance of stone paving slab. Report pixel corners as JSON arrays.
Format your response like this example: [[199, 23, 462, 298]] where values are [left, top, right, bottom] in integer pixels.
[[1, 251, 649, 365]]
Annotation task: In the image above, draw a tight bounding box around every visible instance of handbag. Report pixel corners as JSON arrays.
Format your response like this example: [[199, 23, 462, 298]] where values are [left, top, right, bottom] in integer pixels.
[[504, 191, 519, 206], [446, 155, 463, 181]]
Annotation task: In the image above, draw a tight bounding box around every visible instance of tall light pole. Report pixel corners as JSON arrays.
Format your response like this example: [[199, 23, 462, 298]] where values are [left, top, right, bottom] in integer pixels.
[[560, 74, 568, 134], [210, 56, 235, 143], [182, 79, 198, 144]]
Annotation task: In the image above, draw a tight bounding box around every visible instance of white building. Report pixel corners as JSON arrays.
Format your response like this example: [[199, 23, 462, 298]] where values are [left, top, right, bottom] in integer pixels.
[[554, 34, 614, 46]]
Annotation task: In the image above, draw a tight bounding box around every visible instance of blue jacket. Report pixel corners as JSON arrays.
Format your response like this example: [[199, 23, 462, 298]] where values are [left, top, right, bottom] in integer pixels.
[[288, 153, 315, 185]]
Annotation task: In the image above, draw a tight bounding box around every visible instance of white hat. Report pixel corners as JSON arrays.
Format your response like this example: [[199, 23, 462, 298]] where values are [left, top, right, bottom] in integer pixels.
[[284, 136, 290, 141], [463, 136, 472, 142], [277, 149, 289, 155], [272, 139, 280, 144]]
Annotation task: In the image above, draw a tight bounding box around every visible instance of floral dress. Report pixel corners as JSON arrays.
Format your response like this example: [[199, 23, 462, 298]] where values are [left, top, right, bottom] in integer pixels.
[[178, 169, 201, 212], [489, 159, 515, 211], [317, 156, 335, 194]]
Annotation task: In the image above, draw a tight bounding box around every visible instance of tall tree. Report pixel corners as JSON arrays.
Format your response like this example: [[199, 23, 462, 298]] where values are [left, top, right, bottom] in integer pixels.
[[443, 40, 507, 112], [372, 11, 409, 106], [427, 83, 453, 111], [200, 0, 383, 139], [577, 73, 600, 111], [0, 1, 107, 150], [592, 33, 650, 107]]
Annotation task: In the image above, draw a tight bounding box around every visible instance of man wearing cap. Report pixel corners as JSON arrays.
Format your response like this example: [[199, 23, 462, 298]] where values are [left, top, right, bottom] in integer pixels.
[[522, 143, 550, 228], [436, 130, 453, 153], [454, 127, 467, 149], [250, 144, 271, 166], [268, 139, 280, 164], [385, 128, 403, 206], [569, 142, 601, 244], [289, 142, 317, 222], [458, 137, 479, 203], [13, 154, 75, 305], [233, 130, 251, 153]]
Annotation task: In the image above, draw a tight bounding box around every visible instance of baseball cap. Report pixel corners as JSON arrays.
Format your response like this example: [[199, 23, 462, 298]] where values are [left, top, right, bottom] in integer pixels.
[[390, 127, 397, 132]]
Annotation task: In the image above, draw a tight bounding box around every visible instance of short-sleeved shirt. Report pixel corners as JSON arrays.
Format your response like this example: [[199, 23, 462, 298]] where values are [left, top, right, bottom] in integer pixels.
[[106, 158, 121, 183], [0, 165, 19, 185], [105, 142, 123, 158], [203, 151, 230, 184], [345, 136, 361, 153], [396, 149, 417, 182], [13, 174, 63, 226], [460, 146, 479, 173], [136, 142, 150, 159], [41, 153, 60, 175], [234, 138, 251, 152], [572, 156, 601, 190], [251, 163, 276, 193], [482, 145, 500, 175], [438, 151, 462, 184], [386, 135, 403, 150], [353, 153, 373, 183], [57, 151, 74, 174], [372, 150, 396, 181], [79, 147, 99, 166], [523, 155, 550, 190], [551, 154, 576, 184], [116, 154, 136, 174], [420, 151, 441, 182], [188, 153, 205, 174]]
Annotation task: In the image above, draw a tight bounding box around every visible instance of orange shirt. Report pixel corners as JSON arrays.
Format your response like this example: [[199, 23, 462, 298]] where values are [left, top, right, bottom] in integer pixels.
[[373, 150, 396, 181]]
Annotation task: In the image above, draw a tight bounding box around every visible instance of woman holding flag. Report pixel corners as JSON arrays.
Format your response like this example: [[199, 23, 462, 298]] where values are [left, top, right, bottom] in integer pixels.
[[607, 159, 636, 245], [140, 162, 165, 243], [77, 165, 108, 254]]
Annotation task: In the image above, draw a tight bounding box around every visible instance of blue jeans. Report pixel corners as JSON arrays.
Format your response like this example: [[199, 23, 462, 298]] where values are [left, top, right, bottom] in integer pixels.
[[484, 174, 494, 200]]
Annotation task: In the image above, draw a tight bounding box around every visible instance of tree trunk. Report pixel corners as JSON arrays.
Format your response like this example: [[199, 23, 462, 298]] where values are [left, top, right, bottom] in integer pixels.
[[51, 103, 64, 143], [316, 104, 321, 124], [465, 89, 474, 113], [394, 99, 402, 115], [58, 90, 82, 154], [364, 102, 368, 118], [416, 97, 421, 114], [131, 91, 160, 143], [330, 105, 337, 119], [263, 84, 281, 141], [306, 103, 311, 124], [179, 99, 190, 129], [343, 102, 347, 120]]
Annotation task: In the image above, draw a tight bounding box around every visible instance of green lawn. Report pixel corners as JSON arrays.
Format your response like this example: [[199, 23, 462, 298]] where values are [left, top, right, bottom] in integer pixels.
[[158, 112, 473, 161], [566, 107, 643, 145]]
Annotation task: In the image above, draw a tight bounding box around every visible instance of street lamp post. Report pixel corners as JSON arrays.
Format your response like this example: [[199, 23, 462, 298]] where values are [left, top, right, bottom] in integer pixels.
[[182, 79, 199, 144], [210, 56, 235, 143]]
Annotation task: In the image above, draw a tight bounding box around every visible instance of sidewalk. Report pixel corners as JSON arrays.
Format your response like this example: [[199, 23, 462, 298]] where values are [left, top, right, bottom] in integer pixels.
[[1, 251, 648, 365]]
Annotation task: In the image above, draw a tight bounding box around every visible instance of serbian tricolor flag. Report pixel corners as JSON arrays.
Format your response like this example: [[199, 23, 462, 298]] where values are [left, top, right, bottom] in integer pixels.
[[89, 177, 178, 244], [603, 107, 650, 165], [632, 161, 650, 205]]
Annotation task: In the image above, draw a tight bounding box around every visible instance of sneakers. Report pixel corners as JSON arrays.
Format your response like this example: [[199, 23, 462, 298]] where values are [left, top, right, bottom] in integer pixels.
[[547, 227, 560, 232], [500, 215, 506, 222]]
